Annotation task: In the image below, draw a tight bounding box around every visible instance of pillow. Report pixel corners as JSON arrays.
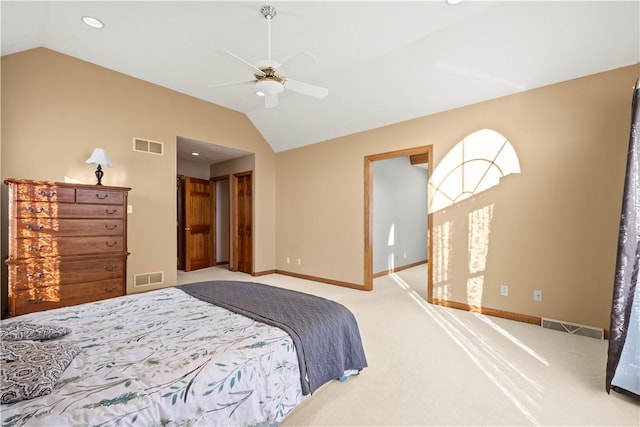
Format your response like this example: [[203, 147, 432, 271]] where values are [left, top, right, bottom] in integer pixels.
[[0, 341, 80, 404], [0, 323, 71, 341]]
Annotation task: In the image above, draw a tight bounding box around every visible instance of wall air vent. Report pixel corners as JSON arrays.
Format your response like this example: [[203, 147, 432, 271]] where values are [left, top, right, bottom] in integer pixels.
[[133, 137, 164, 155], [541, 317, 604, 340], [134, 271, 164, 287]]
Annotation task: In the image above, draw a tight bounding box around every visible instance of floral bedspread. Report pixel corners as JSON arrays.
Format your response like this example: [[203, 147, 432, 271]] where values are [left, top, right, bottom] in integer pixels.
[[1, 287, 304, 427]]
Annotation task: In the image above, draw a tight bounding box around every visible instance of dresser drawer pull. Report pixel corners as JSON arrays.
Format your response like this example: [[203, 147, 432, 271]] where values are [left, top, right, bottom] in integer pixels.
[[25, 206, 45, 214], [27, 244, 45, 252], [38, 189, 56, 198], [105, 241, 118, 248], [105, 208, 118, 215], [26, 272, 44, 280], [104, 265, 118, 272], [104, 224, 118, 230], [25, 224, 44, 231], [104, 286, 117, 293], [95, 194, 109, 200], [26, 296, 44, 304]]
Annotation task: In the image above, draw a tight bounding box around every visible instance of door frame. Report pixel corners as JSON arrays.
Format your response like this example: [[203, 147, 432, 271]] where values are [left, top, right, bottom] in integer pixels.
[[364, 145, 433, 299], [176, 174, 186, 270]]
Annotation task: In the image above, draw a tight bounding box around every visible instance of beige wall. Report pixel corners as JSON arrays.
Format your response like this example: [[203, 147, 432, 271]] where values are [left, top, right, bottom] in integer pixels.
[[2, 47, 637, 330], [1, 48, 276, 297], [276, 64, 639, 330], [177, 159, 211, 180]]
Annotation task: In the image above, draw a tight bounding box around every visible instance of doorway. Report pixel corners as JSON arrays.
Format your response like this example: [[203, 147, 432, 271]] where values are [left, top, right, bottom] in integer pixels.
[[364, 145, 433, 299], [212, 176, 230, 266]]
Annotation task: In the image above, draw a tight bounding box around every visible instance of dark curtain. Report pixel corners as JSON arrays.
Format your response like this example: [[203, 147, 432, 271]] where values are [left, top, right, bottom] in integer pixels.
[[606, 80, 640, 397]]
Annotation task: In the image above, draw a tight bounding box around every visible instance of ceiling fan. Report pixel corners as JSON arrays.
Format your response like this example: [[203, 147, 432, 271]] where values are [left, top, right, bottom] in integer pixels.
[[211, 5, 328, 108]]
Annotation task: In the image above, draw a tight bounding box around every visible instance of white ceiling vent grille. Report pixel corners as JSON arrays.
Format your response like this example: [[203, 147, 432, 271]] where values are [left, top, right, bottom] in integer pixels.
[[541, 318, 604, 340], [133, 137, 164, 155], [134, 271, 164, 287]]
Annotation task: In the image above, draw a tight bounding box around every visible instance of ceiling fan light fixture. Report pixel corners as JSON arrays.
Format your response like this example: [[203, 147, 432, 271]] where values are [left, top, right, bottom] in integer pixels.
[[255, 79, 283, 96]]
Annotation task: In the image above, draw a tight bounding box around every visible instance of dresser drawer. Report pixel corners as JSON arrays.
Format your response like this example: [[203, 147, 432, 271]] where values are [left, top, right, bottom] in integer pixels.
[[15, 236, 124, 258], [9, 256, 125, 290], [11, 279, 125, 316], [76, 188, 125, 205], [16, 202, 125, 219], [14, 184, 76, 203], [16, 219, 124, 237]]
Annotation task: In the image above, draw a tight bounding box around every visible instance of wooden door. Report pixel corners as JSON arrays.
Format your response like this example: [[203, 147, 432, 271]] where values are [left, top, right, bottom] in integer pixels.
[[184, 177, 214, 271], [233, 172, 253, 274]]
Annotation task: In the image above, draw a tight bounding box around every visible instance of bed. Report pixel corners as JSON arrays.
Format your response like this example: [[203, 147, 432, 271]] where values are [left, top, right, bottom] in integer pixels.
[[0, 280, 368, 426]]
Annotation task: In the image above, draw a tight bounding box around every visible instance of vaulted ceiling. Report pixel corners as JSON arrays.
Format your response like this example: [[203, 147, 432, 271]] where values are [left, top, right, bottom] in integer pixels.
[[2, 1, 638, 158]]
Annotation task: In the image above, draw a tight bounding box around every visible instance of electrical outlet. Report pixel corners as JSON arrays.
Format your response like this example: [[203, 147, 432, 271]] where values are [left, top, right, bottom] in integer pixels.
[[297, 258, 302, 265], [534, 289, 543, 301], [286, 257, 290, 264], [500, 285, 509, 296]]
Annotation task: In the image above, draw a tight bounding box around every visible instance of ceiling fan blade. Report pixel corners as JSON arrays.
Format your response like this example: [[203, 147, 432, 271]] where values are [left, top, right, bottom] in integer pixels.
[[221, 50, 265, 76], [264, 94, 279, 108], [285, 79, 328, 99], [208, 79, 255, 89], [275, 51, 318, 74]]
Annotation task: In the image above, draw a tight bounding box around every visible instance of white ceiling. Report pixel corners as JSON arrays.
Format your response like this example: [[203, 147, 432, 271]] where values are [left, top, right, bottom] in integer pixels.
[[2, 1, 639, 162]]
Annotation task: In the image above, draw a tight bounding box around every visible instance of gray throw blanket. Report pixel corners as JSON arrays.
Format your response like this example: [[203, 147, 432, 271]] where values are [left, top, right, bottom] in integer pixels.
[[178, 281, 367, 395]]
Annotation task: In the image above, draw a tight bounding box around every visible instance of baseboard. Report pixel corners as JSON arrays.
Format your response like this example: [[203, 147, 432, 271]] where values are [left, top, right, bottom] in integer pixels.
[[428, 298, 610, 337], [430, 298, 541, 326], [372, 259, 427, 278], [274, 270, 366, 291], [252, 269, 276, 277]]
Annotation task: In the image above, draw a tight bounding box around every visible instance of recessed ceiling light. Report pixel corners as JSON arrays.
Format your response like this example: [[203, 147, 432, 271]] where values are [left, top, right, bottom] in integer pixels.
[[191, 152, 200, 156], [446, 0, 463, 5], [82, 16, 104, 29]]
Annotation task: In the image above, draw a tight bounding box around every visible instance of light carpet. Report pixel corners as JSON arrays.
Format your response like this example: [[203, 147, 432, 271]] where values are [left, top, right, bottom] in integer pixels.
[[176, 265, 639, 426]]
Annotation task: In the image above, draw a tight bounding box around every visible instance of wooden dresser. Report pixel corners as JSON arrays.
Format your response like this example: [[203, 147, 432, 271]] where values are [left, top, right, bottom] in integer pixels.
[[4, 178, 131, 316]]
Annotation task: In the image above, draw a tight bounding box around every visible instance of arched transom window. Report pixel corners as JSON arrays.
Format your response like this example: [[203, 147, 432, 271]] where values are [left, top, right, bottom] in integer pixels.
[[430, 129, 520, 212]]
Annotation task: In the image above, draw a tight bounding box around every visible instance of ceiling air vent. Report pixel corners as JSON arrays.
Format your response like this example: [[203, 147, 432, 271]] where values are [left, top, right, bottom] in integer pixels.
[[133, 137, 164, 155]]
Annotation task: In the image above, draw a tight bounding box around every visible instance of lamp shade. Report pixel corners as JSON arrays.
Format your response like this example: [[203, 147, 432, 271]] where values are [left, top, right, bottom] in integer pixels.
[[85, 148, 112, 167]]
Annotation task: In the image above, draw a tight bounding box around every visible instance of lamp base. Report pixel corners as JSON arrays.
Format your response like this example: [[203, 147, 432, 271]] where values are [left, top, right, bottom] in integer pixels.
[[95, 165, 104, 186]]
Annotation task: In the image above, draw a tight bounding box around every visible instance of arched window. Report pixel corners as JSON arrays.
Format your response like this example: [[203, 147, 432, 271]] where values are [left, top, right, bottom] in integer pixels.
[[430, 129, 520, 212]]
